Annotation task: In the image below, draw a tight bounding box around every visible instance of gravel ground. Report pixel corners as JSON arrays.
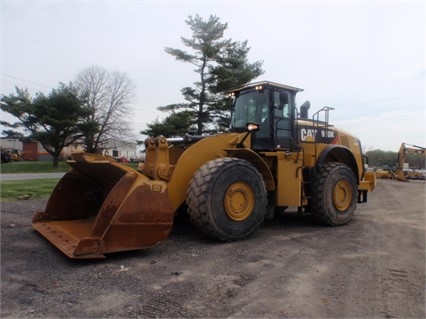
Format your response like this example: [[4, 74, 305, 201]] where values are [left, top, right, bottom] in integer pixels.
[[1, 179, 425, 318]]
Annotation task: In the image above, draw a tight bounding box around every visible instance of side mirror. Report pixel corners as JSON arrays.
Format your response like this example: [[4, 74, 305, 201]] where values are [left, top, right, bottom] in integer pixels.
[[237, 123, 260, 148]]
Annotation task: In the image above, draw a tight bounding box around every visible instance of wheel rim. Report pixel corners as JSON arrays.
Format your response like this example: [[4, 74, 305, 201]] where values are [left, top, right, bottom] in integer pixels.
[[224, 181, 255, 221], [333, 180, 353, 211]]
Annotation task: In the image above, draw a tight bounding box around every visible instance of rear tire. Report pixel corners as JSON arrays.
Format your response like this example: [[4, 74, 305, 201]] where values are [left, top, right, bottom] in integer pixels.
[[186, 158, 267, 241], [309, 162, 358, 226]]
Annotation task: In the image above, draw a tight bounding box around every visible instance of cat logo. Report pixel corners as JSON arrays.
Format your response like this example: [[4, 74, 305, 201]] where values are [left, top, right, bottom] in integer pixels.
[[300, 128, 317, 141], [300, 128, 336, 142]]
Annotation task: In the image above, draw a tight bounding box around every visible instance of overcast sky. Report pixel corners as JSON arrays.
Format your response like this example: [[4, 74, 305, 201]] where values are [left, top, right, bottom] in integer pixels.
[[1, 0, 424, 151]]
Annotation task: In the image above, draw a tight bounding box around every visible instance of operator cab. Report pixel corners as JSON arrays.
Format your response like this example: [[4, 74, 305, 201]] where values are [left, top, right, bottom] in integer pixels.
[[229, 81, 303, 151]]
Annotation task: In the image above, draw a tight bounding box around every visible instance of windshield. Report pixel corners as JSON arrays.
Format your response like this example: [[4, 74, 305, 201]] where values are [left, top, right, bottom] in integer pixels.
[[230, 89, 270, 131]]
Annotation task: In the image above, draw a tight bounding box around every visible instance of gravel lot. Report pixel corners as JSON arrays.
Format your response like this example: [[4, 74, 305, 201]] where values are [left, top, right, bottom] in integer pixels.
[[1, 179, 425, 318]]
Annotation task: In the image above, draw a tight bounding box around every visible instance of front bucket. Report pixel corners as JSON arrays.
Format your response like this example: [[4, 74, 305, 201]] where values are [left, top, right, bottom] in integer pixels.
[[32, 153, 174, 259]]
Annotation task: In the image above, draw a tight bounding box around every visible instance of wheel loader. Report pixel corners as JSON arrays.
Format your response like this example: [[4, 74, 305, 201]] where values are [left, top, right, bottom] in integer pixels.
[[32, 81, 376, 259]]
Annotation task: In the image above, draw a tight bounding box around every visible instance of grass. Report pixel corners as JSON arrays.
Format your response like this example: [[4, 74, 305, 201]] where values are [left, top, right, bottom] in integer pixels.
[[0, 161, 140, 202], [0, 161, 139, 174], [1, 161, 70, 173], [1, 179, 59, 202], [0, 161, 67, 202]]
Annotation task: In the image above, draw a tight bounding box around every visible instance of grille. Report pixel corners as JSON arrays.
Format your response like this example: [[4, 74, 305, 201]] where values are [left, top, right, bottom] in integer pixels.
[[340, 135, 350, 148]]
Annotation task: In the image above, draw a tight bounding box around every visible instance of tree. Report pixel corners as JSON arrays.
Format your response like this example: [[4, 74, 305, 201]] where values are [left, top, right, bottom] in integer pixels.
[[1, 84, 91, 168], [0, 119, 25, 139], [365, 149, 397, 168], [209, 40, 264, 131], [150, 15, 263, 136], [75, 65, 136, 153], [141, 111, 193, 138], [210, 40, 264, 94], [365, 148, 425, 170]]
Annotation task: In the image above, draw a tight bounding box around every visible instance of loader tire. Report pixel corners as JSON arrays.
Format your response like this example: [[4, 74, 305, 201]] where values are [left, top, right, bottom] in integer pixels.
[[187, 157, 267, 241], [310, 162, 358, 226]]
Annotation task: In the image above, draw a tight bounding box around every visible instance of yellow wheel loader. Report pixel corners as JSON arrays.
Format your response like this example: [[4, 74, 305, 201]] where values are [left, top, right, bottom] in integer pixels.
[[33, 81, 376, 259]]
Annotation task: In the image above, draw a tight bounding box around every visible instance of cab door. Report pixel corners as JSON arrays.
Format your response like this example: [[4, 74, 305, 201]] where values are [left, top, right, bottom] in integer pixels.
[[252, 89, 294, 151], [272, 90, 293, 150]]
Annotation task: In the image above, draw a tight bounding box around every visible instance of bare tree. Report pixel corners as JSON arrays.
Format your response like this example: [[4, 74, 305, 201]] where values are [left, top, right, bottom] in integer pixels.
[[75, 65, 136, 153]]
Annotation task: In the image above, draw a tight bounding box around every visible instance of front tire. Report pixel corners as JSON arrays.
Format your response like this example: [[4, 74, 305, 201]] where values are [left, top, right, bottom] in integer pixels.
[[309, 162, 358, 226], [186, 158, 267, 241]]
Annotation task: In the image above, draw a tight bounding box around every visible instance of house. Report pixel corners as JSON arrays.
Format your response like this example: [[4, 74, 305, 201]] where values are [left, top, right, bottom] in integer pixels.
[[0, 138, 23, 152], [1, 137, 137, 162], [102, 140, 138, 162]]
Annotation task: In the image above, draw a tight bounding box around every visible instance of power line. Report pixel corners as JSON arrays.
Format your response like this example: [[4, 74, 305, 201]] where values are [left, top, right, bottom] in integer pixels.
[[1, 73, 54, 90]]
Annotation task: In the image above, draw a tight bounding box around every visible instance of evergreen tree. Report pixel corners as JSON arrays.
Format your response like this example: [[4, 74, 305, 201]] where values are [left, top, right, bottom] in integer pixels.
[[147, 15, 263, 137], [141, 111, 194, 137], [1, 84, 92, 168]]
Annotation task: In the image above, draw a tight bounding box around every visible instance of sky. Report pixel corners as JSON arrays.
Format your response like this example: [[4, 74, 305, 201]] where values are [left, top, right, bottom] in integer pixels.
[[1, 0, 425, 152]]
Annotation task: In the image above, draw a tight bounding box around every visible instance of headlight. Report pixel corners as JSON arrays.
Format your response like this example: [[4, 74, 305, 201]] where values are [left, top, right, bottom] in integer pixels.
[[246, 123, 259, 132]]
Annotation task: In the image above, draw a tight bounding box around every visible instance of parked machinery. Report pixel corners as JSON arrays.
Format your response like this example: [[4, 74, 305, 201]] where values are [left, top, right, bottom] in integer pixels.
[[394, 143, 425, 181], [33, 81, 376, 258]]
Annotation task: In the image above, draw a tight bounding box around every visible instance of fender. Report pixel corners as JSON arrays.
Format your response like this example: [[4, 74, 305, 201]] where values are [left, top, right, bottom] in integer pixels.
[[167, 133, 258, 212], [316, 145, 360, 183], [224, 148, 275, 191]]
